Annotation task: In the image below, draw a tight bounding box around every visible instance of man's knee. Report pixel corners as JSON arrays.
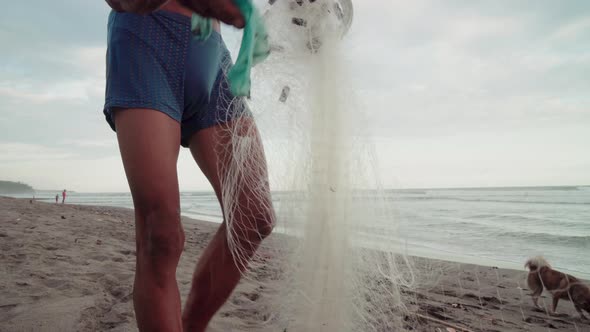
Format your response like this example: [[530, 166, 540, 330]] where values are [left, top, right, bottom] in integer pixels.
[[135, 200, 185, 263], [251, 208, 275, 239], [230, 207, 274, 241]]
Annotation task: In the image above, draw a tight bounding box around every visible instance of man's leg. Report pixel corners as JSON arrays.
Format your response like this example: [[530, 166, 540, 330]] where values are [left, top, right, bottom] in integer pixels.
[[182, 117, 275, 332], [115, 108, 184, 332]]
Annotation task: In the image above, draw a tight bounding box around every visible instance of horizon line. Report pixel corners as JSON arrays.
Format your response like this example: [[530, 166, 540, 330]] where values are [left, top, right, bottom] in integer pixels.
[[31, 184, 590, 194]]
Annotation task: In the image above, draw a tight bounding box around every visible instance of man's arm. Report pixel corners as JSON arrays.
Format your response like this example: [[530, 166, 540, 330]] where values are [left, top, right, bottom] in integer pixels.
[[105, 0, 169, 14], [104, 0, 245, 28], [177, 0, 244, 28]]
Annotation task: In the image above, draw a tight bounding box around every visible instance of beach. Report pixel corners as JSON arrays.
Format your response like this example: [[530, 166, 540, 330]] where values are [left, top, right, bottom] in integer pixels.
[[1, 196, 589, 332]]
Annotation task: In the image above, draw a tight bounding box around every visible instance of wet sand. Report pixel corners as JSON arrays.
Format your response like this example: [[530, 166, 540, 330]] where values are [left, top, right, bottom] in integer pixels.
[[1, 197, 588, 331]]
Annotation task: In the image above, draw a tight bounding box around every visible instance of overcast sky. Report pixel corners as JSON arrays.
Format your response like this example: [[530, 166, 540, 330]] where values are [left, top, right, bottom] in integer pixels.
[[1, 0, 589, 192]]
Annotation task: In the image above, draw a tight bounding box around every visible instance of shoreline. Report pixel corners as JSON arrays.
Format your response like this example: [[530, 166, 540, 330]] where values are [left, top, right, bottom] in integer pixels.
[[1, 197, 589, 331], [6, 194, 589, 280]]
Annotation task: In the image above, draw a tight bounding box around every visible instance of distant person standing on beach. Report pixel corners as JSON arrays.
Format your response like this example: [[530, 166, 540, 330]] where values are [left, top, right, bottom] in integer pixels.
[[62, 190, 67, 204], [102, 1, 274, 332], [55, 194, 59, 204]]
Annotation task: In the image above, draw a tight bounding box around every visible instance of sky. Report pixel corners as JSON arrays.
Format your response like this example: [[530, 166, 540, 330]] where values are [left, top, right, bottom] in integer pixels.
[[0, 0, 589, 192]]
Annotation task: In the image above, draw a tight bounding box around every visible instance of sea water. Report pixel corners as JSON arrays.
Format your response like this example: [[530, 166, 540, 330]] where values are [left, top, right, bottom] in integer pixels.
[[13, 185, 590, 277]]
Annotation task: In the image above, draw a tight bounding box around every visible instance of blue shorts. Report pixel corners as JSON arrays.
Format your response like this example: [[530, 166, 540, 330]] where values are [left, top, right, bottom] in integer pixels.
[[104, 10, 249, 147]]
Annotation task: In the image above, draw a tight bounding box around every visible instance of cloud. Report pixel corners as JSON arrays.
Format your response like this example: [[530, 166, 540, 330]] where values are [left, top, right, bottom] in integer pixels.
[[1, 0, 589, 191], [0, 45, 106, 105], [0, 154, 127, 192], [0, 142, 75, 162], [374, 125, 590, 188], [58, 138, 118, 148], [549, 17, 590, 41], [343, 0, 590, 141], [0, 82, 90, 104]]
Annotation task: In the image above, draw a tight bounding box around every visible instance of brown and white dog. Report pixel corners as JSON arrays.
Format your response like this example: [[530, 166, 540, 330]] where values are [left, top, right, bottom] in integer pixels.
[[525, 256, 590, 319]]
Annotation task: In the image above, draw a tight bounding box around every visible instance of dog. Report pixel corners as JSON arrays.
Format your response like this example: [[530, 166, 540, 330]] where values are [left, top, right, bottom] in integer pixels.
[[525, 256, 590, 319]]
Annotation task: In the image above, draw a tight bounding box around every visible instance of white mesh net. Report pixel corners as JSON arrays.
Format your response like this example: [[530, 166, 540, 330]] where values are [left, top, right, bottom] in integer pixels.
[[208, 1, 416, 331], [206, 1, 590, 331]]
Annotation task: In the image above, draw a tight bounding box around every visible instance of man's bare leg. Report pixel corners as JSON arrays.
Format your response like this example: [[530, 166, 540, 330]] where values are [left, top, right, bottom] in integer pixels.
[[115, 108, 185, 332], [182, 118, 274, 332]]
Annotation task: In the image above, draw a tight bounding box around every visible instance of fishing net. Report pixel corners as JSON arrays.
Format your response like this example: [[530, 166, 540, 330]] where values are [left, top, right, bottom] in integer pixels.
[[206, 1, 590, 331], [208, 1, 417, 331]]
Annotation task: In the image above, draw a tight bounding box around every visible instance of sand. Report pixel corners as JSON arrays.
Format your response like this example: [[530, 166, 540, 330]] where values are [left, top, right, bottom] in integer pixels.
[[1, 196, 588, 332]]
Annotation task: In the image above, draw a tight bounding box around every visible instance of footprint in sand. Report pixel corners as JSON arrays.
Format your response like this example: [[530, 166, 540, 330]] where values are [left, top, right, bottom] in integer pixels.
[[461, 293, 478, 300], [100, 311, 128, 330], [108, 285, 132, 301], [551, 317, 573, 325], [109, 287, 125, 299], [481, 295, 502, 305], [101, 274, 133, 301], [89, 254, 110, 262], [42, 278, 68, 289], [118, 249, 135, 256], [9, 253, 26, 260], [241, 292, 260, 302]]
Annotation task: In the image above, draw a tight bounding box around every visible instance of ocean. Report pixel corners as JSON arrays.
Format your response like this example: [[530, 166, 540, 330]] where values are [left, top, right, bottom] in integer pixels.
[[16, 186, 590, 278]]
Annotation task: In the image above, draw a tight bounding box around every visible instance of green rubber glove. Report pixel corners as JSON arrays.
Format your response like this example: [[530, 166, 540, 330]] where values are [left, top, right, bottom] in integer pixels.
[[191, 0, 270, 97], [191, 12, 212, 41]]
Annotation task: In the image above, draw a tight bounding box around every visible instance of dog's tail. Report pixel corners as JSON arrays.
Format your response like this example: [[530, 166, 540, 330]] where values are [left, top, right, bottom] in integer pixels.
[[525, 256, 550, 295]]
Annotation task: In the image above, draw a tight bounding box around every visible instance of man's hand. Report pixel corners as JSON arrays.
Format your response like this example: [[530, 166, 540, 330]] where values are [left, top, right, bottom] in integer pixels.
[[105, 0, 245, 28], [178, 0, 245, 28]]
